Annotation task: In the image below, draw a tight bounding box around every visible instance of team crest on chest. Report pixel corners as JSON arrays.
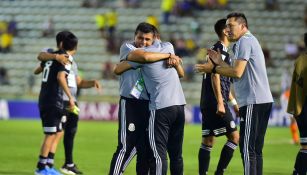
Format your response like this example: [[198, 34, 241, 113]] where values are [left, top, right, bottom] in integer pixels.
[[230, 121, 236, 128]]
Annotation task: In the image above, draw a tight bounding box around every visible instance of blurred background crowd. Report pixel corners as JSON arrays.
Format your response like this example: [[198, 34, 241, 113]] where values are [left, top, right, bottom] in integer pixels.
[[0, 0, 306, 105]]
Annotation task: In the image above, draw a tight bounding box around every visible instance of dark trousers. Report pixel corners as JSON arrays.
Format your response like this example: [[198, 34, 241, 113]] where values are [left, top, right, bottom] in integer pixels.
[[296, 98, 307, 145], [63, 101, 79, 165], [239, 103, 272, 175], [109, 97, 150, 175], [148, 105, 185, 175], [293, 98, 307, 175]]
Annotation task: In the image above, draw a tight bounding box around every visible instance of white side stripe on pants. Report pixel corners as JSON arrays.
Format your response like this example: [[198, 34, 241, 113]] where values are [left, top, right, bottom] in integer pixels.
[[149, 110, 162, 175], [122, 147, 137, 172], [113, 99, 127, 175], [243, 104, 253, 175]]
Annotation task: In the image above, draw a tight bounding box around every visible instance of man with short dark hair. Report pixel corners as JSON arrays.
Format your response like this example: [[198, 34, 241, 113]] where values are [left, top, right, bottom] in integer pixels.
[[195, 12, 274, 175], [198, 18, 239, 175], [35, 31, 101, 175], [114, 22, 186, 175], [109, 22, 181, 175], [35, 31, 78, 175]]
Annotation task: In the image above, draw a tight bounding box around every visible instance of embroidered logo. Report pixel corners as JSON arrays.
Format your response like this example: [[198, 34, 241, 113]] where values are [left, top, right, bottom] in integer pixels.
[[128, 123, 135, 132], [230, 121, 236, 128]]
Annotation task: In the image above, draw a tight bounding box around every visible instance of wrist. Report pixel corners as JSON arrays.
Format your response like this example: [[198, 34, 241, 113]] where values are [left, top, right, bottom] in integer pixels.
[[168, 53, 171, 59], [212, 65, 217, 73], [228, 99, 238, 106], [217, 101, 224, 106], [54, 54, 58, 61], [212, 65, 220, 74]]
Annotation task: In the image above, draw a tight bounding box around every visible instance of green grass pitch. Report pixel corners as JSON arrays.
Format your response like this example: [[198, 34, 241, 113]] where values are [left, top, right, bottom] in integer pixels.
[[0, 120, 299, 175]]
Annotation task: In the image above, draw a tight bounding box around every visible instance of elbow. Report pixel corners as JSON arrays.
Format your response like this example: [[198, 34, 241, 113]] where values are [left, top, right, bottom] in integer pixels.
[[77, 83, 83, 88], [76, 77, 82, 87], [114, 70, 121, 75], [113, 67, 121, 75], [142, 54, 151, 62], [37, 52, 44, 61], [233, 70, 243, 78], [179, 72, 184, 78]]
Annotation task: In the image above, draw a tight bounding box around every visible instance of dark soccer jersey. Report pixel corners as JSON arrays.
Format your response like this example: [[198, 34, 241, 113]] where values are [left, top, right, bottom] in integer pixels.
[[200, 41, 232, 110], [38, 50, 70, 109]]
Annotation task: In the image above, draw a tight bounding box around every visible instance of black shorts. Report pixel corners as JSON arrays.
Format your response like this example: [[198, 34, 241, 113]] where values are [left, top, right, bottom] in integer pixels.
[[39, 106, 64, 134], [295, 98, 307, 145], [201, 104, 237, 137]]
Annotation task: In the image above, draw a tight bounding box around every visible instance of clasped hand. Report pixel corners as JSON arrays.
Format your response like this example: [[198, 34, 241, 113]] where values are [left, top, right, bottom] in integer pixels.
[[194, 48, 223, 73], [166, 54, 182, 67]]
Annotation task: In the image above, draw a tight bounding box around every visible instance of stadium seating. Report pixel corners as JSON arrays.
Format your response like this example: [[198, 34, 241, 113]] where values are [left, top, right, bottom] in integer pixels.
[[0, 0, 305, 104]]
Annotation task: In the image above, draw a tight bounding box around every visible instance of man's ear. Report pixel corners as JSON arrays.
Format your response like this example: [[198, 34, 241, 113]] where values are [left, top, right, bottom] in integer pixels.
[[59, 42, 63, 49], [241, 23, 246, 30], [222, 28, 227, 36], [155, 34, 161, 40]]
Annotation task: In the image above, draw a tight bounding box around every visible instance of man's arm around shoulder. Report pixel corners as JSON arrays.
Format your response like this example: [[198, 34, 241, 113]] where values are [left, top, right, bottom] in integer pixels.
[[37, 52, 69, 65], [127, 49, 173, 63], [113, 61, 133, 75]]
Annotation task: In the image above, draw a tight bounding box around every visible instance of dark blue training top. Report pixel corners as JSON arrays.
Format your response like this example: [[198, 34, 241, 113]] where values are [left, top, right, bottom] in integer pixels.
[[200, 41, 232, 110], [38, 50, 70, 109]]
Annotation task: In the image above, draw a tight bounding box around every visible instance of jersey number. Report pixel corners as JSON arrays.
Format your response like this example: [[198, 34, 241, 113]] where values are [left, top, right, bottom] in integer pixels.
[[42, 61, 53, 82]]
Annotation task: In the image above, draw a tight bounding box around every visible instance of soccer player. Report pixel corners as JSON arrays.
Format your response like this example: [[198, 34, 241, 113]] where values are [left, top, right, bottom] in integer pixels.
[[35, 32, 78, 175], [109, 22, 182, 175], [114, 22, 186, 175], [35, 31, 102, 175], [198, 18, 239, 175], [287, 32, 307, 175], [195, 12, 274, 175]]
